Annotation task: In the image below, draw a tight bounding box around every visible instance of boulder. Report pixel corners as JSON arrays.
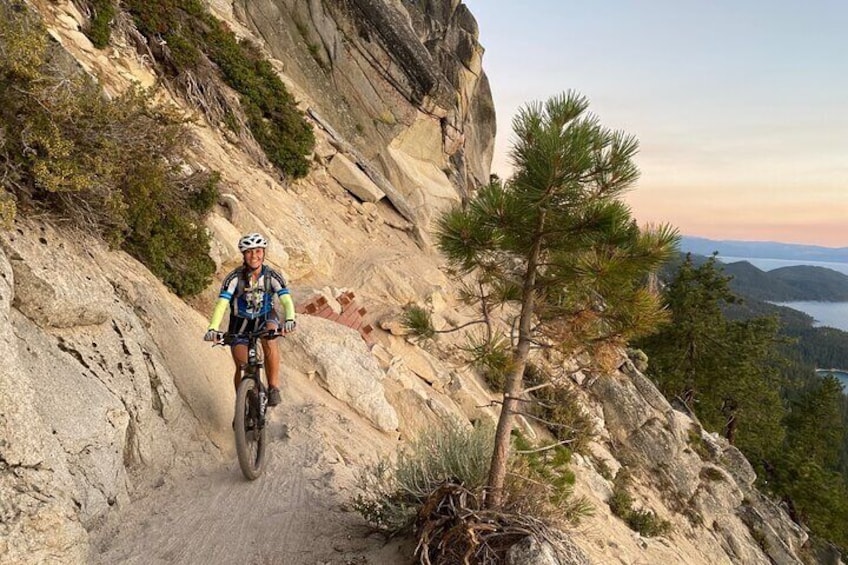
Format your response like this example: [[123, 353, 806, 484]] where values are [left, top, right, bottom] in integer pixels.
[[0, 222, 113, 328], [287, 316, 398, 432], [328, 153, 386, 203], [385, 337, 451, 391], [506, 535, 590, 565]]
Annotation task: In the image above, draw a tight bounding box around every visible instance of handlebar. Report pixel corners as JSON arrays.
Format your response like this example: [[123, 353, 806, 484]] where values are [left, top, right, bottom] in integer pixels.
[[210, 328, 286, 346]]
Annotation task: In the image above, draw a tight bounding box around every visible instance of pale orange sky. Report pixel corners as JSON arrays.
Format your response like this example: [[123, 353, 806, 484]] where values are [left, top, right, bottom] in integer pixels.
[[467, 1, 848, 249]]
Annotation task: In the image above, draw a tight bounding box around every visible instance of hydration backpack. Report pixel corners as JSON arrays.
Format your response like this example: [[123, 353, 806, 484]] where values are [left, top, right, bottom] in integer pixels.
[[231, 265, 272, 308]]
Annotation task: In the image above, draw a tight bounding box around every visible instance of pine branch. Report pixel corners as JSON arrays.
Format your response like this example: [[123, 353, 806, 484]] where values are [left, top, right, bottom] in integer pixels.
[[432, 319, 489, 334]]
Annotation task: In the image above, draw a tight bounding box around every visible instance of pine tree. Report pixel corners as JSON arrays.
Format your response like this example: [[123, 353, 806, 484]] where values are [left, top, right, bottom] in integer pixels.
[[636, 254, 786, 467], [436, 91, 679, 508]]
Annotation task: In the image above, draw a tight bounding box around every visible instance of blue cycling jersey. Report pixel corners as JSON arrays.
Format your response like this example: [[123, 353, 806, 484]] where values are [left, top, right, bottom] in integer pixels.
[[218, 265, 290, 320]]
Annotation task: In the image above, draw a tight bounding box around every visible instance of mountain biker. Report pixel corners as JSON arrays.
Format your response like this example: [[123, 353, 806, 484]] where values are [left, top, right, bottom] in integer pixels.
[[203, 233, 296, 407]]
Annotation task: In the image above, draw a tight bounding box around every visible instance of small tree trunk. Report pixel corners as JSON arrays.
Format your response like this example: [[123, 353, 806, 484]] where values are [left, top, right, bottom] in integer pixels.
[[722, 399, 738, 444], [484, 220, 544, 509], [484, 339, 531, 508]]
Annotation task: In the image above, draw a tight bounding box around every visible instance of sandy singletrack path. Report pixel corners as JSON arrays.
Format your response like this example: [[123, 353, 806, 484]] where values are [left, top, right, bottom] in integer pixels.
[[91, 379, 411, 565]]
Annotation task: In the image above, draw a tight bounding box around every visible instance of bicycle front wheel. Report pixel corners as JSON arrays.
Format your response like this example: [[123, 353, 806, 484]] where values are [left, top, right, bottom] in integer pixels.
[[234, 377, 268, 480]]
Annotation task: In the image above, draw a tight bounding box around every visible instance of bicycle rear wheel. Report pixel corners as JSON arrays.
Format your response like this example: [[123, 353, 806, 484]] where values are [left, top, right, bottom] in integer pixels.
[[234, 377, 267, 480]]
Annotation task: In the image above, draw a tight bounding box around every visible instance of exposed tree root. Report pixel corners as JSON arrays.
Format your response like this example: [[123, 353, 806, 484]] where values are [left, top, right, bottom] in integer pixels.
[[413, 481, 586, 564]]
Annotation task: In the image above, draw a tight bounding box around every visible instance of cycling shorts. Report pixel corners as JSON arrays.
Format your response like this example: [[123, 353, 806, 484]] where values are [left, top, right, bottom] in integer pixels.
[[227, 310, 280, 347]]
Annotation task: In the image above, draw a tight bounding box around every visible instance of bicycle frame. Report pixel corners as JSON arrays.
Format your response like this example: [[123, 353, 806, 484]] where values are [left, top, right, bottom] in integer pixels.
[[215, 328, 281, 480], [222, 328, 280, 429]]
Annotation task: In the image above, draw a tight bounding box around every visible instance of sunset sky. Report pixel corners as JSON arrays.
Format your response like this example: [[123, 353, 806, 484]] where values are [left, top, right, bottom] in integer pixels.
[[463, 1, 848, 248]]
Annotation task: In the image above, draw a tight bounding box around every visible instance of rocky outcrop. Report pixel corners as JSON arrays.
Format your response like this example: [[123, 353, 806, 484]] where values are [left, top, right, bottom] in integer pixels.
[[0, 222, 220, 563], [0, 241, 88, 564], [506, 536, 590, 565], [588, 363, 806, 565], [286, 316, 398, 432], [231, 0, 495, 227]]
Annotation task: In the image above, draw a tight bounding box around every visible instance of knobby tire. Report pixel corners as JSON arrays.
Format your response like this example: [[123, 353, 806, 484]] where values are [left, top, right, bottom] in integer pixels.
[[234, 377, 267, 480]]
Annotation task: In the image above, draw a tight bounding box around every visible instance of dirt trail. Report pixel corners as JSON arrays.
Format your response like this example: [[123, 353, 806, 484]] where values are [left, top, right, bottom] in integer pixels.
[[91, 377, 411, 565]]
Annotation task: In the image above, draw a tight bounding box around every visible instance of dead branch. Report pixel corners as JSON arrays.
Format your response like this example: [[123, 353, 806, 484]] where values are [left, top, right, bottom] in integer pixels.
[[514, 439, 575, 455]]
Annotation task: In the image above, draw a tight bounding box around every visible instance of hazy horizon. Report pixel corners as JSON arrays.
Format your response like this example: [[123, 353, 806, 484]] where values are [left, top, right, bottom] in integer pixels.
[[464, 1, 848, 248], [683, 234, 848, 251]]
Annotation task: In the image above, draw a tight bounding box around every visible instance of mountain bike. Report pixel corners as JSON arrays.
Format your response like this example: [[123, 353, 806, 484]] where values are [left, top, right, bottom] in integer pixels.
[[215, 328, 282, 480]]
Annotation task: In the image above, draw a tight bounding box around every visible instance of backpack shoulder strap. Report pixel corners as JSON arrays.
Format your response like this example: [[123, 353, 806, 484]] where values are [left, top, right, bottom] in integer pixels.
[[233, 267, 247, 305]]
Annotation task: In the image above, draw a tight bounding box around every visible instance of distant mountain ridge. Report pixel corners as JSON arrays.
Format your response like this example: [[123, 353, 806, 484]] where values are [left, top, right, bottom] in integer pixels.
[[664, 252, 848, 301], [721, 262, 848, 301], [682, 236, 848, 263]]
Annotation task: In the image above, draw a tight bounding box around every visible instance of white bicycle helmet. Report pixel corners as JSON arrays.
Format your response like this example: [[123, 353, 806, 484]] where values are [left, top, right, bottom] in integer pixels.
[[238, 232, 268, 252]]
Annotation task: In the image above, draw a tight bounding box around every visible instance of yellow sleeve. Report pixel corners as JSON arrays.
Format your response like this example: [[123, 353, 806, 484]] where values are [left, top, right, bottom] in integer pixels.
[[279, 293, 295, 321], [208, 297, 229, 330]]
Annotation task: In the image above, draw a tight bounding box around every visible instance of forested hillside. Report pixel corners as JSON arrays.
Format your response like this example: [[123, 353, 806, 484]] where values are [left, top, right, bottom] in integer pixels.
[[681, 236, 848, 263], [641, 254, 848, 554], [665, 253, 848, 369], [722, 262, 848, 301]]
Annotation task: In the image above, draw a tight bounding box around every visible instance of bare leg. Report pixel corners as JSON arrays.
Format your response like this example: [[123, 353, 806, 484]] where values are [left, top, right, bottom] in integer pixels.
[[231, 345, 247, 392], [261, 336, 280, 389]]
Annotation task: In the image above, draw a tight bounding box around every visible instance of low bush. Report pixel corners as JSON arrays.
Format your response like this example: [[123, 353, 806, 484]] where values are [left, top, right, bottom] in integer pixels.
[[401, 304, 436, 340], [354, 423, 591, 562], [608, 470, 671, 538], [117, 0, 314, 179], [0, 6, 217, 296], [353, 422, 493, 534], [79, 0, 115, 49], [509, 433, 594, 524]]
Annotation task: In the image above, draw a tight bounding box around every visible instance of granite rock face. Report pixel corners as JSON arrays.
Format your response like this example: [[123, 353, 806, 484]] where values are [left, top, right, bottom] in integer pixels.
[[590, 365, 806, 565], [234, 0, 495, 226], [0, 223, 218, 564]]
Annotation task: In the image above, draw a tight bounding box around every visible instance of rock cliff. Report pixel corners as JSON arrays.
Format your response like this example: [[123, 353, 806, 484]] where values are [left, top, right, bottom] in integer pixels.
[[0, 1, 811, 564]]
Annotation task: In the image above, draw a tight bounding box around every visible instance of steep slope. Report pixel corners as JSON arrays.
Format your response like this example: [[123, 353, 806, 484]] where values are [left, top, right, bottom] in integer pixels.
[[218, 0, 495, 231], [0, 2, 811, 565]]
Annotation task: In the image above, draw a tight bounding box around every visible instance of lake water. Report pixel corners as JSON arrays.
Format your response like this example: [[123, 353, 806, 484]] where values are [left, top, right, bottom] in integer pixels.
[[816, 370, 848, 392], [774, 301, 848, 332], [717, 256, 848, 332], [718, 257, 848, 393]]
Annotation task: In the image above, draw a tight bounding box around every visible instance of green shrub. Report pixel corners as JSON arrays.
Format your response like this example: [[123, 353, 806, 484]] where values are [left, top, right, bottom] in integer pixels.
[[401, 304, 435, 340], [81, 0, 115, 49], [608, 470, 671, 537], [353, 422, 493, 534], [0, 7, 218, 296], [122, 0, 314, 179], [509, 433, 593, 524]]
